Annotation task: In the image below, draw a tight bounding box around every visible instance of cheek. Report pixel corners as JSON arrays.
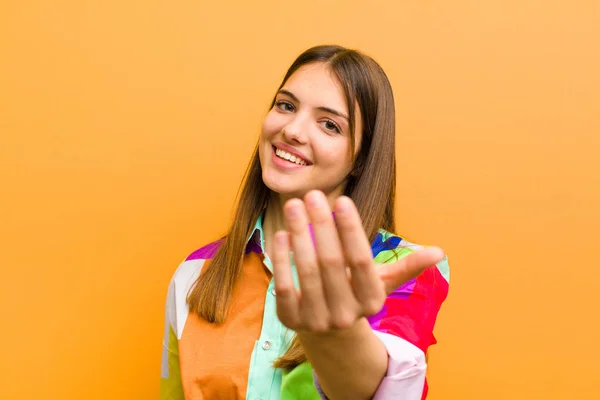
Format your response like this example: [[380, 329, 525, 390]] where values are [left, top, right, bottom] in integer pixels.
[[315, 138, 352, 170], [261, 111, 282, 140]]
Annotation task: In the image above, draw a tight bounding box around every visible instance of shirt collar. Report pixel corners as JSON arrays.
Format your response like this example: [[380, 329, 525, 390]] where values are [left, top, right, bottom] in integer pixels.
[[245, 212, 403, 281], [245, 210, 266, 247], [246, 212, 279, 272]]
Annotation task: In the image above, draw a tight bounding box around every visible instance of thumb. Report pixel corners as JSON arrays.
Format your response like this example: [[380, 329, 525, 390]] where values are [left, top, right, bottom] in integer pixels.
[[378, 246, 446, 294]]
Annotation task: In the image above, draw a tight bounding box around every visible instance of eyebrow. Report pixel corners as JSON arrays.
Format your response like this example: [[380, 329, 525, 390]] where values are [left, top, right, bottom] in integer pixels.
[[277, 89, 349, 122]]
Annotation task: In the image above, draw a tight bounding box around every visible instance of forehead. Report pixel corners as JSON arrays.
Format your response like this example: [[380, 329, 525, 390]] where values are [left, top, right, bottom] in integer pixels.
[[282, 63, 348, 112]]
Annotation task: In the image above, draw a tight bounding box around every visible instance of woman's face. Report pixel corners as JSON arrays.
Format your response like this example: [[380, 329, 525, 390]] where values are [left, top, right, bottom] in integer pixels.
[[259, 62, 363, 203]]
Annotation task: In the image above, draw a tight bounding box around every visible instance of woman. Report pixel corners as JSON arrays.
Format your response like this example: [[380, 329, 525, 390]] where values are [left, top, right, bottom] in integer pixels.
[[160, 45, 450, 400]]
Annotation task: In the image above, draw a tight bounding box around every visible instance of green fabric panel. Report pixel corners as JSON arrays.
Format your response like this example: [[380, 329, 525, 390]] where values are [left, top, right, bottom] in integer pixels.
[[160, 326, 184, 400], [280, 363, 321, 400]]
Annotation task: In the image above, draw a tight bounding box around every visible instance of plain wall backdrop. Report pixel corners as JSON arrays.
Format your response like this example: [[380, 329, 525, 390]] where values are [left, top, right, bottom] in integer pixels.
[[1, 1, 599, 399]]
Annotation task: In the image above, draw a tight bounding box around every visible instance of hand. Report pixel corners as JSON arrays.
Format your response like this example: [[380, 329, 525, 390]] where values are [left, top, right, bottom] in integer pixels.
[[272, 190, 446, 335]]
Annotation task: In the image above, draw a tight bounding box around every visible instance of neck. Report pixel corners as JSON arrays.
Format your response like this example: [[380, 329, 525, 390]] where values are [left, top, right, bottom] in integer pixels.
[[261, 188, 346, 258]]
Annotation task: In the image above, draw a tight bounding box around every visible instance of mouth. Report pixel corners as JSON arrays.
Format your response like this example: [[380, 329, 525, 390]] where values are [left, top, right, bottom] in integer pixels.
[[272, 145, 311, 166]]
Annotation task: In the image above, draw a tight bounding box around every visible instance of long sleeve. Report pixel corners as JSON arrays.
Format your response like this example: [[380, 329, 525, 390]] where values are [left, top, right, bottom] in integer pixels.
[[160, 276, 185, 400], [311, 237, 450, 400], [367, 255, 450, 400]]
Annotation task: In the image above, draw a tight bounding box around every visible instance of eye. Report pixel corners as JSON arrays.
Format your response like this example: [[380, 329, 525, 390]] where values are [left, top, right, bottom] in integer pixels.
[[275, 101, 295, 112], [321, 119, 341, 134]]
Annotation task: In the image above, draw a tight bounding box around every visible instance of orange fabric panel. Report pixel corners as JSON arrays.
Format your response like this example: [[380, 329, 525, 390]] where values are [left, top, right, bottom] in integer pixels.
[[178, 253, 271, 399]]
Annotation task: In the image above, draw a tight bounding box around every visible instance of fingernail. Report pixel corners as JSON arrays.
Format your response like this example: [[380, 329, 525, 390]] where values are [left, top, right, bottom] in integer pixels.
[[287, 203, 300, 217], [306, 191, 321, 208], [426, 246, 446, 259], [335, 197, 349, 214]]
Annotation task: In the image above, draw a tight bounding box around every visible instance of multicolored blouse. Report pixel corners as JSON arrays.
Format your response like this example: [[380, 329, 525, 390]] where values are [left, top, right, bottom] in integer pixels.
[[160, 213, 450, 399]]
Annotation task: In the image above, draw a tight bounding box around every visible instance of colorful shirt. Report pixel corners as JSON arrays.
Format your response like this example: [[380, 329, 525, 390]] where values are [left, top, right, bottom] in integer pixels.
[[160, 213, 450, 399]]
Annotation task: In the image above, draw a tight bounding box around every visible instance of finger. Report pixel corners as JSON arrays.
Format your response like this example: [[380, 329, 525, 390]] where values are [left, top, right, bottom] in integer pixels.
[[305, 191, 357, 329], [272, 231, 300, 328], [334, 196, 386, 316], [284, 198, 329, 329], [378, 246, 446, 294]]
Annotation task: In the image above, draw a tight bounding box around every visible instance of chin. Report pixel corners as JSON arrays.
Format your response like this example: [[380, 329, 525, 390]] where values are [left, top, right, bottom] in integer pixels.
[[264, 183, 303, 199], [262, 175, 306, 199]]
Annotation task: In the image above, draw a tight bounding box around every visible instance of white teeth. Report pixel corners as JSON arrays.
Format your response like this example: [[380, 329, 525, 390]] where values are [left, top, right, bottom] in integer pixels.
[[275, 147, 307, 166]]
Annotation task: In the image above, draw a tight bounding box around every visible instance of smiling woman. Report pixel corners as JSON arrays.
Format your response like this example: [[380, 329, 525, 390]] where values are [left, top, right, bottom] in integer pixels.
[[259, 63, 360, 201], [160, 45, 450, 400]]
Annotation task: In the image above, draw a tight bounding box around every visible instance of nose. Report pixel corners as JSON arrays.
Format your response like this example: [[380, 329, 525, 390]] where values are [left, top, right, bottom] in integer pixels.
[[282, 114, 309, 144]]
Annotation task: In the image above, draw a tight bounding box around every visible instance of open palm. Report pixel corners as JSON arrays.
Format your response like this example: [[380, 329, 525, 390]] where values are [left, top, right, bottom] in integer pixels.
[[272, 190, 446, 334]]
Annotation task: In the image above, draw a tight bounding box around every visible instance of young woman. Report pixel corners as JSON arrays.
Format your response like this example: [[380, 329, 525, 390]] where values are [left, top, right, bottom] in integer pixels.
[[160, 45, 450, 400]]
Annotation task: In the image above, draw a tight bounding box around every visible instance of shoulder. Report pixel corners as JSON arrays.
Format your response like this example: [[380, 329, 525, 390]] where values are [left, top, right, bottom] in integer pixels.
[[372, 229, 450, 284], [369, 230, 450, 351], [169, 238, 224, 288], [183, 238, 224, 262], [164, 239, 223, 336]]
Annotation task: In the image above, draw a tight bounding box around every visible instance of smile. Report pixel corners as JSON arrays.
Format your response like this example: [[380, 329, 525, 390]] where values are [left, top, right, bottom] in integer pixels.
[[274, 146, 309, 166]]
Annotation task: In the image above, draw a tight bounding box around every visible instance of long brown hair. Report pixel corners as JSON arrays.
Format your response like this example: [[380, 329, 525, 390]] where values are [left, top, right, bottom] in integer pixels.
[[187, 45, 397, 370]]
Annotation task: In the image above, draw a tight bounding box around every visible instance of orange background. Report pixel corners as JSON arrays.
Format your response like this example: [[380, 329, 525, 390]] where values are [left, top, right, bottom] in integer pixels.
[[1, 1, 599, 399]]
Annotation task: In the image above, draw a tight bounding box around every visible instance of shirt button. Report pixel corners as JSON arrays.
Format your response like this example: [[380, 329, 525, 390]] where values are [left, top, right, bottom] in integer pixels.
[[262, 340, 272, 350], [271, 288, 276, 296]]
